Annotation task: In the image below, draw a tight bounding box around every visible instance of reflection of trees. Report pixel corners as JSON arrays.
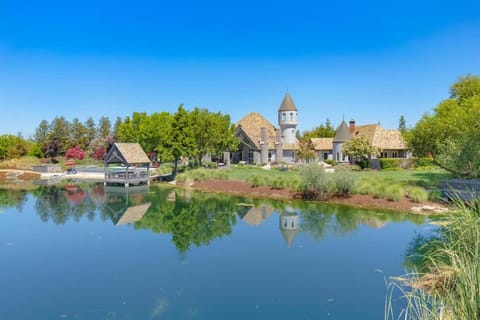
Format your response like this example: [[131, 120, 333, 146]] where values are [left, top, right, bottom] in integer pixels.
[[33, 184, 101, 224], [135, 188, 238, 253], [0, 189, 28, 212], [300, 202, 426, 241]]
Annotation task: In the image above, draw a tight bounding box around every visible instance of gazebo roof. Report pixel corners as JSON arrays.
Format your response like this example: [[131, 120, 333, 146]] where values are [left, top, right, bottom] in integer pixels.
[[104, 143, 151, 166]]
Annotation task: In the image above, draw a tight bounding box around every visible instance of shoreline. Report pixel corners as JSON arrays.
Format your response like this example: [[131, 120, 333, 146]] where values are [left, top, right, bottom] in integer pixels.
[[0, 169, 449, 215]]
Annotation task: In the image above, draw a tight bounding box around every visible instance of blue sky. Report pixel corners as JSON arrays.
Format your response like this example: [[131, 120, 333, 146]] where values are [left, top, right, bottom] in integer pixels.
[[1, 0, 479, 137]]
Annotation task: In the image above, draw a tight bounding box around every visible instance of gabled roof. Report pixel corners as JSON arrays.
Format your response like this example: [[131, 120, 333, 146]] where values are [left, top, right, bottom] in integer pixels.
[[104, 143, 151, 166], [240, 205, 274, 226], [236, 112, 277, 149], [278, 92, 298, 112], [354, 125, 406, 150], [310, 138, 334, 150], [333, 120, 352, 143]]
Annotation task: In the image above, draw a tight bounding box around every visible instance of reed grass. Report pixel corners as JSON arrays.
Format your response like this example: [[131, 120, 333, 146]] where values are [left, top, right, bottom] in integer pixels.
[[387, 198, 480, 320]]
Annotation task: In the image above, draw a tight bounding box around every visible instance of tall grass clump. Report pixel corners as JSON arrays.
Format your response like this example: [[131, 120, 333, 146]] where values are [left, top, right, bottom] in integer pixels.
[[246, 174, 271, 187], [288, 175, 303, 192], [332, 167, 355, 196], [407, 187, 429, 203], [270, 176, 288, 190], [299, 163, 333, 200], [387, 197, 480, 320], [384, 184, 404, 202]]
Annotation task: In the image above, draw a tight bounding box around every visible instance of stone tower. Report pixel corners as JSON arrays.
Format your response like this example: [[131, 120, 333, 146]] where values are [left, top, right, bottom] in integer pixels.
[[277, 92, 298, 145]]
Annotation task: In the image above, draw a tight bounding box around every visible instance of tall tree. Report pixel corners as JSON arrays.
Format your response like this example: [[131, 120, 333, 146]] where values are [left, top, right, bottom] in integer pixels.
[[190, 108, 237, 166], [168, 105, 196, 176], [34, 120, 50, 145], [398, 115, 406, 134], [70, 118, 88, 149], [408, 75, 480, 178], [84, 117, 97, 146], [97, 116, 112, 139], [45, 116, 71, 157]]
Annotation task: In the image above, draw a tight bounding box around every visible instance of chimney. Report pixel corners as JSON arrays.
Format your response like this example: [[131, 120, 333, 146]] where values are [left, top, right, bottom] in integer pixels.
[[349, 119, 356, 134]]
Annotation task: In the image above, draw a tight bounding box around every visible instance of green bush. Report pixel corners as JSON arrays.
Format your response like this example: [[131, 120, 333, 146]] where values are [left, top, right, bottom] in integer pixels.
[[175, 173, 187, 183], [288, 176, 303, 192], [407, 186, 429, 203], [324, 159, 336, 165], [380, 158, 402, 170], [355, 159, 369, 169], [246, 174, 270, 187], [353, 177, 376, 195], [270, 176, 288, 190], [412, 157, 436, 168], [299, 163, 333, 200], [332, 168, 355, 196], [384, 184, 404, 202]]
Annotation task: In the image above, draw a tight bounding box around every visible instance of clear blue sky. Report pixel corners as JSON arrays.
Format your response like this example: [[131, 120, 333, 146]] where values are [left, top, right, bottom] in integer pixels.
[[1, 0, 479, 138]]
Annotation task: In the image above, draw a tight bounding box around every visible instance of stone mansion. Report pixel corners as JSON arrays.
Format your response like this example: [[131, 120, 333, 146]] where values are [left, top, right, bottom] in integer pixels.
[[232, 92, 408, 164]]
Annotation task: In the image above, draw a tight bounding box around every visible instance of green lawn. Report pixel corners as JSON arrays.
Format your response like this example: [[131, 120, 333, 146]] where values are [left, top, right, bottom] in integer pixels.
[[226, 165, 453, 190]]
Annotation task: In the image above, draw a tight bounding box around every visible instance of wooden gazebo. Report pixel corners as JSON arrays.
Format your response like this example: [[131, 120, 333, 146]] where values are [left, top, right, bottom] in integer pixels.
[[104, 143, 151, 187]]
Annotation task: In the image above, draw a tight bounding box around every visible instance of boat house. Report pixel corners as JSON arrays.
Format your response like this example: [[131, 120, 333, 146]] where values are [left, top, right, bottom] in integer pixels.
[[104, 143, 151, 187]]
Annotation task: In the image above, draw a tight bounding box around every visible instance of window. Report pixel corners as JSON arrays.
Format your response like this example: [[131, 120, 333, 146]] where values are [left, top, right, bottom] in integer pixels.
[[282, 113, 286, 121], [392, 152, 398, 158], [291, 129, 295, 134], [289, 112, 294, 120], [248, 150, 254, 162], [336, 152, 340, 161], [323, 153, 328, 160]]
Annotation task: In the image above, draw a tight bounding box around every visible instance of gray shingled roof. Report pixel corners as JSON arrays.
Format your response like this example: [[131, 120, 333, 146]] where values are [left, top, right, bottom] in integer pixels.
[[278, 92, 298, 112], [333, 120, 352, 143]]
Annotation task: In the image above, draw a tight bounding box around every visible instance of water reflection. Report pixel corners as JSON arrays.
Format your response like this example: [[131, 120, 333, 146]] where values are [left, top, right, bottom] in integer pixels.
[[103, 185, 151, 226], [0, 183, 426, 253]]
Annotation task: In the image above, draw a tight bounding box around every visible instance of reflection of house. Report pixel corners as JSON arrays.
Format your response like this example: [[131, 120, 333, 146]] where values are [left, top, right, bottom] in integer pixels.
[[104, 185, 151, 226], [279, 210, 299, 248], [104, 143, 151, 187], [361, 217, 388, 229], [310, 120, 408, 163], [233, 92, 298, 164], [237, 205, 274, 226]]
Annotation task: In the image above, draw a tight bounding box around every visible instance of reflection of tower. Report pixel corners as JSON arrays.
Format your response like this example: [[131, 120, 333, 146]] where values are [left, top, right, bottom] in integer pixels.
[[279, 209, 299, 248], [277, 92, 298, 145]]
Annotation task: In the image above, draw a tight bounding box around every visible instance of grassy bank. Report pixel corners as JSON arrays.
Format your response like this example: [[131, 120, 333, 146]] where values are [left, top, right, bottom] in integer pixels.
[[386, 198, 480, 319]]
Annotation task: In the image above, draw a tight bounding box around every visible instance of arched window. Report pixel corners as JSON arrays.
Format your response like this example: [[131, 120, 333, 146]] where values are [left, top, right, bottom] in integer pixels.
[[289, 112, 293, 120], [282, 113, 286, 121]]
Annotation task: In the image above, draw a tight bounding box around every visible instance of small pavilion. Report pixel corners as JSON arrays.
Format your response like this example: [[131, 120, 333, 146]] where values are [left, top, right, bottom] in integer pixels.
[[104, 143, 151, 187]]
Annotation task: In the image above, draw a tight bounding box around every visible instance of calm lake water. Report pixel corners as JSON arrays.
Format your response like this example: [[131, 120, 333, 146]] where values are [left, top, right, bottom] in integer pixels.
[[0, 182, 430, 320]]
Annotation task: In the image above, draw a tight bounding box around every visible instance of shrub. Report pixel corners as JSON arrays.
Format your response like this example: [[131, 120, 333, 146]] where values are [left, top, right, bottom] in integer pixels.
[[324, 159, 336, 165], [380, 158, 402, 170], [412, 157, 436, 168], [288, 176, 303, 192], [407, 186, 429, 203], [246, 174, 270, 187], [355, 159, 369, 169], [353, 177, 376, 195], [270, 176, 288, 190], [175, 173, 187, 183], [299, 163, 332, 200], [384, 184, 404, 202], [65, 145, 85, 160], [371, 180, 388, 198], [332, 168, 355, 196]]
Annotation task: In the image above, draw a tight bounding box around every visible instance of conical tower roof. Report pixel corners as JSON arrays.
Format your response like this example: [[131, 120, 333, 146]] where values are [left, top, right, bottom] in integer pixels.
[[278, 92, 298, 112], [333, 120, 352, 143], [280, 229, 297, 248]]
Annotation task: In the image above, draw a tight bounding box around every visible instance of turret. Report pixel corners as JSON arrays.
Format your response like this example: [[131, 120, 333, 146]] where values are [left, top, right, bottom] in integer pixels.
[[277, 92, 298, 145]]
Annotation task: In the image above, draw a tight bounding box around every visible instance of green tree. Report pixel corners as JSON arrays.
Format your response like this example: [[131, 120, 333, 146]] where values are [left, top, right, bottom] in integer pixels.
[[342, 136, 380, 163], [44, 116, 71, 157], [169, 105, 197, 176], [398, 115, 406, 134], [34, 120, 50, 145], [97, 116, 112, 139], [408, 75, 480, 178], [190, 107, 237, 166], [70, 118, 88, 149], [296, 140, 316, 163], [301, 119, 336, 139], [0, 134, 28, 160], [84, 117, 97, 146]]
